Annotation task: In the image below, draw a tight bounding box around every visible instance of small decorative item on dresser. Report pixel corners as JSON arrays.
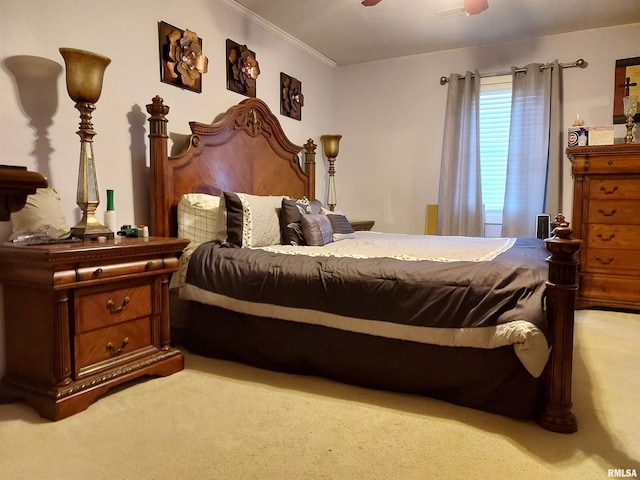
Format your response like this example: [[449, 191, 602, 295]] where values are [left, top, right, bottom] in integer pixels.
[[104, 189, 117, 232], [59, 47, 113, 240], [623, 94, 638, 143], [320, 134, 342, 212]]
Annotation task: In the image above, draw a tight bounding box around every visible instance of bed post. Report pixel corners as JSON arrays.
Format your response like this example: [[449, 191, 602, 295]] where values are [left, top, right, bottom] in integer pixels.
[[146, 96, 170, 237], [539, 214, 581, 433], [304, 139, 316, 200]]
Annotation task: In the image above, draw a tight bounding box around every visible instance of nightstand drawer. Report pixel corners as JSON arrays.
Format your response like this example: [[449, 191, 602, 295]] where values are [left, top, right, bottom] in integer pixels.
[[75, 283, 152, 333], [587, 200, 640, 224], [75, 317, 153, 376], [76, 258, 165, 282]]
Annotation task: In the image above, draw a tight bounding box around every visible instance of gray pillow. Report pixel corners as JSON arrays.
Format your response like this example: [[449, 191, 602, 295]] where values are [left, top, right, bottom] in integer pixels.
[[301, 213, 333, 246], [327, 213, 356, 241], [280, 197, 323, 246]]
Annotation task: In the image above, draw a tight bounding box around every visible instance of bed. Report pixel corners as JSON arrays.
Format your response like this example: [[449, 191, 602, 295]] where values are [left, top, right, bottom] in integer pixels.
[[145, 95, 581, 433]]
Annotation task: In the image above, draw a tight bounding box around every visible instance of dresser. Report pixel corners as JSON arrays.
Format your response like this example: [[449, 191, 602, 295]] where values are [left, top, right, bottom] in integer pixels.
[[0, 236, 189, 420], [567, 144, 640, 310]]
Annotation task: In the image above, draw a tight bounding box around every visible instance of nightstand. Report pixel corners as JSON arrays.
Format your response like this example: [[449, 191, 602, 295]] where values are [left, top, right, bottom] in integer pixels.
[[0, 236, 189, 420], [350, 220, 375, 231]]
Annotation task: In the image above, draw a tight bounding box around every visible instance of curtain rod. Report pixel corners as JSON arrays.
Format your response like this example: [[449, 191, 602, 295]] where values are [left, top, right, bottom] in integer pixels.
[[439, 58, 587, 85]]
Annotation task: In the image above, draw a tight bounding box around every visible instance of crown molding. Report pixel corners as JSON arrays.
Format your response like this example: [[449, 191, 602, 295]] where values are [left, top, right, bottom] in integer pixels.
[[216, 0, 338, 69]]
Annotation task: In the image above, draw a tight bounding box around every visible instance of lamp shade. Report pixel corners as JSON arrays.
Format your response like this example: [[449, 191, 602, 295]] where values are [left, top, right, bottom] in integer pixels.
[[320, 134, 342, 158], [59, 48, 111, 104]]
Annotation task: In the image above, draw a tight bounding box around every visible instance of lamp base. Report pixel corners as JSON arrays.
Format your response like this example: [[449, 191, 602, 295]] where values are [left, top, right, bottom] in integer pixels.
[[71, 214, 114, 240], [625, 118, 635, 144], [71, 225, 114, 240]]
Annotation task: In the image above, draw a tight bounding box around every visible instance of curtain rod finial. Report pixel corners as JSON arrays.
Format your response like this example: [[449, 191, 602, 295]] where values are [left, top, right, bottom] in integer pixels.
[[440, 76, 449, 85], [575, 59, 586, 68]]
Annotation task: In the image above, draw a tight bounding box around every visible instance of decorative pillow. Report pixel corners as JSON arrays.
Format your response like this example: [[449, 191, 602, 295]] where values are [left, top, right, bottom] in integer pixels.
[[327, 213, 356, 241], [280, 197, 323, 246], [177, 193, 220, 246], [301, 213, 333, 246], [9, 188, 70, 240], [218, 192, 285, 247]]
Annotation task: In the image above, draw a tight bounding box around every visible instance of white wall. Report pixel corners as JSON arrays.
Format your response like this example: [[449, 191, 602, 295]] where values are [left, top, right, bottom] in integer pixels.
[[336, 23, 640, 234], [0, 0, 337, 377]]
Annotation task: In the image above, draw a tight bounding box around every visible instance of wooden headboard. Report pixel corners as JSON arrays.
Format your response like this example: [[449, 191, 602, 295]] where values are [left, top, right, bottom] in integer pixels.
[[146, 96, 316, 237]]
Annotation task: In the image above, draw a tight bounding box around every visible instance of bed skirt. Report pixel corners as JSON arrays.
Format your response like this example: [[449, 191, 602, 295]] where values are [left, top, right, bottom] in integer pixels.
[[184, 301, 543, 419]]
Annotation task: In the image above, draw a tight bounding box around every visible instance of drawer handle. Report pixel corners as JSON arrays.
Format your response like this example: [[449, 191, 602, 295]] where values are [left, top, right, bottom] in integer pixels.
[[596, 233, 616, 241], [599, 185, 619, 195], [145, 261, 153, 270], [107, 337, 129, 355], [595, 256, 614, 265], [93, 268, 103, 277], [598, 208, 617, 217], [107, 296, 130, 314]]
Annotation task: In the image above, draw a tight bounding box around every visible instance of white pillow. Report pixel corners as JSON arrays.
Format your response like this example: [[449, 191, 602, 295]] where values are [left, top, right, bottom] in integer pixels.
[[217, 191, 285, 247], [177, 193, 220, 246], [10, 188, 70, 240]]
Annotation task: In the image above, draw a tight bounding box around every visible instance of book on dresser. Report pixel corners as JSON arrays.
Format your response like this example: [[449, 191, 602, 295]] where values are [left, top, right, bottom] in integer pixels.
[[566, 144, 640, 311]]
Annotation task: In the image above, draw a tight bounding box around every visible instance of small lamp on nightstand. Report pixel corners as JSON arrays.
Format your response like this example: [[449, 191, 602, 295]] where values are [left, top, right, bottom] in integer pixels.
[[320, 134, 342, 211]]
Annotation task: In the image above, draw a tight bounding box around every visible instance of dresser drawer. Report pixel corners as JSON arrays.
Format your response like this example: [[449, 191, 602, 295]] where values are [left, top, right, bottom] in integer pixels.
[[579, 273, 640, 305], [587, 200, 640, 224], [76, 258, 165, 282], [75, 283, 152, 333], [583, 248, 640, 274], [74, 317, 153, 376], [580, 156, 640, 174], [588, 179, 640, 200], [587, 224, 640, 249]]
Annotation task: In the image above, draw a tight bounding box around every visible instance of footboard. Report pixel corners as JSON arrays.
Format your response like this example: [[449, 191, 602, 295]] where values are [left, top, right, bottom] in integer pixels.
[[540, 214, 581, 433]]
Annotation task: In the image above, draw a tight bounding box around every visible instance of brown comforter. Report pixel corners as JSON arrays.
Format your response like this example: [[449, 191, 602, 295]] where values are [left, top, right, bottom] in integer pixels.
[[181, 235, 550, 376]]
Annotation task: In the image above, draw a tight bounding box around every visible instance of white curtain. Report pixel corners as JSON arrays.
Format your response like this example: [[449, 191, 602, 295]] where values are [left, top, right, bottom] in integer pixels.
[[501, 61, 561, 237], [437, 71, 484, 237]]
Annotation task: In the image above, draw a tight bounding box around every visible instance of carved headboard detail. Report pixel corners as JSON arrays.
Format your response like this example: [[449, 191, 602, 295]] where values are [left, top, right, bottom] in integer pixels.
[[146, 96, 316, 237]]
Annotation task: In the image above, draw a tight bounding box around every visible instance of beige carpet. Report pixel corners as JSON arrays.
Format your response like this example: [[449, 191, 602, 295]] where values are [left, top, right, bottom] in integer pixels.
[[1, 309, 638, 480]]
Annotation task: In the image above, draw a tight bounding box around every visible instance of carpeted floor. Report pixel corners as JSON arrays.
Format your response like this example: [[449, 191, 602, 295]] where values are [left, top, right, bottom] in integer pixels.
[[0, 309, 638, 479]]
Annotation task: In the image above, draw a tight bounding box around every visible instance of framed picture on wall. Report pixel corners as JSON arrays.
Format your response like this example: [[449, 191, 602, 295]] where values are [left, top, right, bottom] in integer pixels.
[[613, 56, 640, 124]]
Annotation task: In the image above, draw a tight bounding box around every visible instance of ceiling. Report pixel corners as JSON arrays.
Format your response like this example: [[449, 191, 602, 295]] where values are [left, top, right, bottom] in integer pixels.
[[230, 0, 640, 66]]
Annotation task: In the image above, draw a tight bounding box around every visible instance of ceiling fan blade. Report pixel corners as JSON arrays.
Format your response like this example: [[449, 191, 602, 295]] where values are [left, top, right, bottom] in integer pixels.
[[362, 0, 382, 6], [464, 0, 489, 15]]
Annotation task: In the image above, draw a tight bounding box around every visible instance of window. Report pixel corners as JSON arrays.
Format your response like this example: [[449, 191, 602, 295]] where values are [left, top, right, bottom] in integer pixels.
[[479, 75, 512, 236]]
